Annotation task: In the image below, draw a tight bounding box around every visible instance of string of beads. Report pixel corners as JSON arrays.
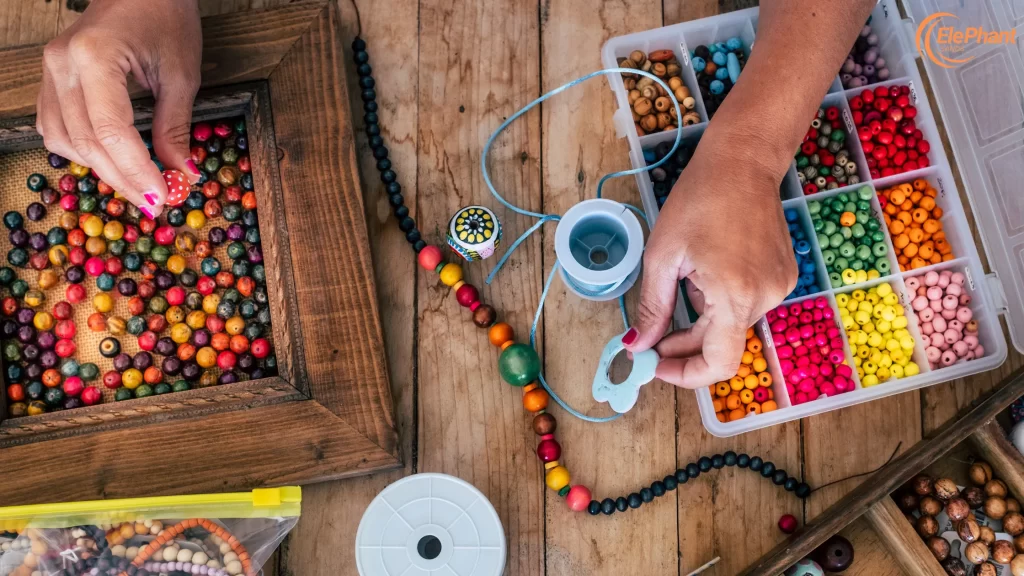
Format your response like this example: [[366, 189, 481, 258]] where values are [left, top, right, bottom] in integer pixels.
[[350, 36, 810, 515]]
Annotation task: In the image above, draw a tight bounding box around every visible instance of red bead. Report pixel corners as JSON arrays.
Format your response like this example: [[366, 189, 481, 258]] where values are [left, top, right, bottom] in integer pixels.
[[137, 331, 157, 351], [166, 286, 186, 306], [85, 257, 105, 277], [801, 141, 817, 155], [418, 245, 443, 270], [162, 170, 191, 207], [154, 225, 177, 246], [779, 514, 798, 534], [104, 257, 123, 276], [566, 485, 592, 512], [537, 439, 561, 462], [456, 284, 479, 308], [217, 350, 237, 370], [55, 319, 76, 340], [55, 339, 76, 358], [197, 276, 217, 296], [80, 386, 102, 406], [251, 338, 271, 358], [62, 376, 84, 397], [103, 371, 122, 389], [861, 89, 874, 104], [193, 122, 213, 142], [66, 284, 87, 304]]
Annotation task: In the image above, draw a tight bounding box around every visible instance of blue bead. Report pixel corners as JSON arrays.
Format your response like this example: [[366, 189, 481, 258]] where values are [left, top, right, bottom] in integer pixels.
[[801, 261, 817, 274], [692, 56, 706, 72], [644, 150, 656, 163], [784, 209, 798, 222], [708, 44, 719, 53], [727, 52, 741, 84], [726, 37, 743, 51], [709, 80, 725, 95], [657, 196, 666, 208], [714, 42, 728, 53], [712, 51, 727, 66], [715, 67, 729, 80], [795, 240, 811, 255]]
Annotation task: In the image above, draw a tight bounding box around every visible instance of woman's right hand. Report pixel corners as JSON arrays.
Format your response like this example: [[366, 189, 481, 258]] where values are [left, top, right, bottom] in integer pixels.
[[36, 0, 203, 218]]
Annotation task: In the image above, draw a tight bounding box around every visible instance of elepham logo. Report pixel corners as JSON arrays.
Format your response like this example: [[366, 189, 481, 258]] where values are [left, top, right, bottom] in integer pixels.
[[916, 12, 1016, 68]]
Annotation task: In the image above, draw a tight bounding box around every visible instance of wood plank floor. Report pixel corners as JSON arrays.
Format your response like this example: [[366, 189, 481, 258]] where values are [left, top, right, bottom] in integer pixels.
[[3, 1, 1021, 574]]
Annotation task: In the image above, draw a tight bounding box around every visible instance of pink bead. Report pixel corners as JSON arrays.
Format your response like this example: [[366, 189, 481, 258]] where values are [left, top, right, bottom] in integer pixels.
[[926, 286, 943, 301], [924, 271, 939, 286], [822, 307, 834, 320], [948, 319, 963, 332], [959, 294, 972, 306], [795, 345, 809, 357], [799, 311, 814, 325], [815, 296, 829, 309], [944, 328, 960, 344], [813, 309, 823, 321], [814, 322, 828, 334], [941, 350, 957, 366], [953, 341, 969, 357], [956, 307, 973, 323], [942, 295, 959, 310], [837, 364, 853, 378], [964, 334, 979, 350], [932, 317, 947, 333], [85, 257, 105, 277], [766, 310, 778, 322], [921, 322, 933, 336], [800, 325, 814, 340], [930, 333, 944, 347], [798, 381, 816, 393], [789, 303, 802, 316], [912, 296, 929, 311], [802, 298, 815, 310], [809, 352, 823, 364], [951, 272, 966, 286], [975, 345, 985, 358], [940, 308, 957, 320], [834, 376, 850, 392], [780, 359, 794, 375], [773, 333, 788, 348], [771, 319, 787, 333], [905, 277, 921, 291], [787, 316, 799, 327], [754, 388, 770, 402], [937, 272, 951, 288], [919, 308, 934, 322], [819, 382, 837, 397], [926, 346, 941, 363], [776, 306, 789, 318], [829, 350, 845, 364], [566, 485, 592, 512], [795, 392, 808, 404], [786, 382, 796, 395], [807, 389, 820, 401], [827, 328, 841, 339], [929, 299, 944, 312], [820, 363, 834, 377], [777, 345, 793, 360], [965, 351, 976, 360], [815, 333, 828, 347], [785, 327, 801, 343], [945, 283, 962, 297]]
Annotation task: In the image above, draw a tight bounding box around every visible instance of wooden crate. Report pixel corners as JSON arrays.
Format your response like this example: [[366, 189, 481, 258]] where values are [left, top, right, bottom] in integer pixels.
[[0, 1, 400, 504]]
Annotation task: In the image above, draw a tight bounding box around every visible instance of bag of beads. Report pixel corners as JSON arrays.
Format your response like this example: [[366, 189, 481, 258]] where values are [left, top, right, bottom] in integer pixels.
[[0, 487, 300, 576]]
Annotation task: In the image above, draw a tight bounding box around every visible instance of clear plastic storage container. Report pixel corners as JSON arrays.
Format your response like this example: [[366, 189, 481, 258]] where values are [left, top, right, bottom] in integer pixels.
[[601, 0, 1024, 436]]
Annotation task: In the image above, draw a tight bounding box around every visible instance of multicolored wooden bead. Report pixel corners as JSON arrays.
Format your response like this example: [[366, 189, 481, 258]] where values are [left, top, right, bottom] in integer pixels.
[[446, 205, 501, 261]]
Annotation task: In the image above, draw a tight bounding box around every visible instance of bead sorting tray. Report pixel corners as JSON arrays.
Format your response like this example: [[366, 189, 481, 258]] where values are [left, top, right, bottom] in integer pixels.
[[602, 0, 1024, 437]]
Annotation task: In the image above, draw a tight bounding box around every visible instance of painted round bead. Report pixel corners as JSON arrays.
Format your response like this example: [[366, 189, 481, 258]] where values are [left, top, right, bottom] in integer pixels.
[[523, 388, 549, 412], [566, 485, 592, 512], [455, 284, 479, 308], [473, 304, 496, 328], [418, 245, 443, 270], [537, 439, 561, 462], [488, 322, 514, 347], [439, 263, 463, 286], [545, 465, 570, 491], [498, 343, 541, 387], [533, 412, 556, 435]]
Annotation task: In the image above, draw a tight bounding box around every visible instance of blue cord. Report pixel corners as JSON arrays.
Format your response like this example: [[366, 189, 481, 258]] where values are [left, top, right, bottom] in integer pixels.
[[480, 67, 680, 423]]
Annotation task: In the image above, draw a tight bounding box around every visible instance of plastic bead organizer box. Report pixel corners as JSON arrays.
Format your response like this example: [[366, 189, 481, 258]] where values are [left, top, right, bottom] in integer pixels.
[[603, 0, 1024, 436]]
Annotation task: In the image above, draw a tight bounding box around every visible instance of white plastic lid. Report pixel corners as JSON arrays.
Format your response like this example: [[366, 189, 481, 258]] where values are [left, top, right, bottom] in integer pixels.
[[902, 0, 1024, 353]]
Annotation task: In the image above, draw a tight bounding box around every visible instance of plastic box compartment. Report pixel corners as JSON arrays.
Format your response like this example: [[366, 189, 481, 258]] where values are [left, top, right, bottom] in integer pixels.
[[602, 0, 1024, 436]]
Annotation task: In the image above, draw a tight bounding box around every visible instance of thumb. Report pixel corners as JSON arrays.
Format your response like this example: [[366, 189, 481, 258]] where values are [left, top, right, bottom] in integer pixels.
[[625, 257, 679, 352], [151, 76, 201, 186]]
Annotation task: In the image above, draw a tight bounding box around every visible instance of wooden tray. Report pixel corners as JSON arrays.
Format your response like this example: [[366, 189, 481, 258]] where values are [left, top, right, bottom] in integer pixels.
[[0, 1, 400, 504]]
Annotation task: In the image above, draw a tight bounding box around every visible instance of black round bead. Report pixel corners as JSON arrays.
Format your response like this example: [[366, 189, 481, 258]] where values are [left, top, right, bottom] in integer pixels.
[[389, 193, 404, 207], [600, 498, 615, 515], [357, 63, 373, 77], [686, 463, 700, 478], [651, 481, 666, 497], [773, 470, 787, 485], [398, 217, 415, 232], [361, 89, 377, 102], [394, 205, 410, 219], [381, 170, 397, 183], [366, 123, 381, 136], [737, 453, 750, 468], [386, 182, 402, 195], [711, 454, 725, 469], [675, 469, 688, 484], [364, 100, 378, 112], [366, 112, 379, 125], [375, 157, 390, 171], [413, 240, 426, 252], [354, 50, 369, 64], [663, 476, 677, 490], [359, 76, 375, 89], [588, 500, 601, 515], [698, 457, 712, 472], [352, 38, 366, 51], [724, 451, 737, 466], [749, 456, 763, 471], [615, 497, 628, 512], [640, 488, 654, 503], [795, 483, 811, 498], [372, 145, 389, 159], [784, 478, 798, 492], [628, 493, 642, 508], [405, 230, 421, 243], [369, 135, 385, 149], [761, 461, 776, 478]]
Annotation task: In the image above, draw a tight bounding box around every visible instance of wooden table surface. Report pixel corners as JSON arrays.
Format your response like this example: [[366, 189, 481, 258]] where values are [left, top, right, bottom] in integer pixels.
[[3, 1, 1022, 574]]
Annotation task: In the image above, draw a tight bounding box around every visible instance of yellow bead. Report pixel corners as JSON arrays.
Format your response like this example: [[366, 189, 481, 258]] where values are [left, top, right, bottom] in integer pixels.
[[69, 162, 90, 178], [881, 307, 896, 322], [439, 263, 463, 287], [862, 322, 875, 334], [202, 294, 221, 315], [892, 316, 908, 330], [900, 336, 915, 351], [868, 349, 882, 365], [891, 349, 907, 365], [879, 354, 893, 368], [165, 306, 185, 324], [170, 323, 192, 344], [225, 316, 245, 335], [855, 270, 868, 284], [836, 294, 849, 307], [48, 245, 69, 267], [854, 311, 870, 326], [122, 368, 143, 389], [93, 293, 114, 313], [186, 310, 207, 330], [876, 282, 893, 297], [167, 255, 187, 275], [904, 362, 920, 377], [842, 316, 855, 330], [867, 270, 880, 280], [103, 221, 124, 241], [867, 332, 883, 348], [852, 290, 866, 302], [857, 346, 870, 359], [884, 339, 900, 353], [866, 292, 880, 305], [862, 374, 880, 387], [891, 364, 905, 378], [186, 210, 207, 230], [82, 215, 104, 237], [863, 361, 877, 375], [196, 347, 217, 368], [33, 312, 54, 331], [876, 366, 891, 381], [875, 320, 891, 334], [882, 293, 899, 306], [545, 465, 571, 491]]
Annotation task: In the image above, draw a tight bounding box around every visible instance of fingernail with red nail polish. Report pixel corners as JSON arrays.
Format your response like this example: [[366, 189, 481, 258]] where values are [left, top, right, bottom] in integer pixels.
[[139, 206, 154, 219], [185, 159, 200, 175], [622, 327, 638, 345], [144, 193, 159, 206]]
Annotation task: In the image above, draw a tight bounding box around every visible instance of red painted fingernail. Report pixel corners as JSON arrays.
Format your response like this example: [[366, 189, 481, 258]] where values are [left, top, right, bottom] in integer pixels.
[[622, 328, 638, 345], [144, 193, 159, 205], [185, 159, 200, 175], [139, 206, 154, 219]]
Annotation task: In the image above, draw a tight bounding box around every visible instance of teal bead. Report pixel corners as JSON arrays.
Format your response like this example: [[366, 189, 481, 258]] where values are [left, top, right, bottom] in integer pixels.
[[115, 388, 133, 401], [154, 383, 172, 395], [123, 252, 142, 271], [79, 363, 99, 381], [96, 273, 115, 292], [172, 380, 191, 392], [10, 279, 28, 297], [200, 257, 221, 276], [818, 167, 830, 177], [0, 266, 14, 285], [498, 343, 541, 387], [127, 316, 146, 335], [61, 359, 80, 377], [109, 239, 127, 256]]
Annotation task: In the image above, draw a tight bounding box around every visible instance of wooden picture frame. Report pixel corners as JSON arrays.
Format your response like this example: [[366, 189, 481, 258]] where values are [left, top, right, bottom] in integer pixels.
[[0, 1, 400, 504]]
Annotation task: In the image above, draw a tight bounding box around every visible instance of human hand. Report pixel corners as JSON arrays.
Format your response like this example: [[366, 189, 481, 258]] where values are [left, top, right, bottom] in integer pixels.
[[36, 0, 202, 218], [623, 128, 797, 389]]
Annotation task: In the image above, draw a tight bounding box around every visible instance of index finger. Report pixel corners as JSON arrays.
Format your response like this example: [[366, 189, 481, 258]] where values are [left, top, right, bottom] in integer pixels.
[[654, 313, 747, 389]]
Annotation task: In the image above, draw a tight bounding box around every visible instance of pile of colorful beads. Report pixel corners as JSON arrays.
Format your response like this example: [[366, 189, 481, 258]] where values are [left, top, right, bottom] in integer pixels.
[[809, 186, 891, 288], [691, 38, 747, 119], [768, 296, 854, 405], [644, 140, 695, 207], [851, 84, 931, 178], [2, 117, 276, 417], [878, 179, 954, 271], [710, 328, 777, 422], [619, 49, 700, 135], [840, 23, 891, 88], [795, 105, 860, 195], [837, 282, 921, 386], [785, 208, 823, 299], [906, 270, 984, 369]]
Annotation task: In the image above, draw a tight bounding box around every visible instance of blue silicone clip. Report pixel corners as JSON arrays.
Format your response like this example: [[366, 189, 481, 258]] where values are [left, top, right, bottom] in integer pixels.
[[592, 331, 660, 413]]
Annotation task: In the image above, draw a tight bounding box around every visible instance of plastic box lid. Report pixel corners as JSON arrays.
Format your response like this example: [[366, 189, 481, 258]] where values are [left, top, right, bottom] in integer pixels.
[[903, 0, 1024, 353]]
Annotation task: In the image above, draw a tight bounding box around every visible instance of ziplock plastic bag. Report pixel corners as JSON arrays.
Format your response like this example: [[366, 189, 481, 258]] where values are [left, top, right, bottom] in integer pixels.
[[0, 487, 300, 576]]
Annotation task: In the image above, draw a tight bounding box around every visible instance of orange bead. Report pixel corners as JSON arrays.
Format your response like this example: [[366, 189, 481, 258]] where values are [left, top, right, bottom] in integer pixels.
[[762, 400, 778, 412], [736, 364, 751, 378], [919, 196, 936, 211], [752, 357, 768, 373], [922, 219, 940, 234], [725, 393, 741, 410], [739, 389, 754, 404], [839, 211, 856, 227], [746, 402, 762, 415], [758, 372, 773, 387], [714, 382, 730, 397], [728, 408, 746, 421], [890, 190, 906, 205], [743, 374, 759, 389], [488, 322, 514, 347], [896, 211, 912, 225], [712, 397, 724, 412], [745, 327, 755, 339], [903, 243, 918, 258], [912, 208, 929, 223], [746, 337, 762, 354], [729, 376, 745, 391], [909, 257, 926, 270], [912, 178, 928, 191], [889, 220, 905, 235], [918, 244, 934, 259], [523, 388, 549, 412], [931, 206, 943, 219], [908, 228, 925, 243], [716, 412, 726, 423], [211, 332, 230, 351], [894, 234, 910, 249]]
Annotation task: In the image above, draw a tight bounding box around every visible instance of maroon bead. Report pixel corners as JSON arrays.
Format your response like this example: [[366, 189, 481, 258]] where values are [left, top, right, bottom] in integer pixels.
[[537, 438, 561, 462], [456, 284, 479, 308]]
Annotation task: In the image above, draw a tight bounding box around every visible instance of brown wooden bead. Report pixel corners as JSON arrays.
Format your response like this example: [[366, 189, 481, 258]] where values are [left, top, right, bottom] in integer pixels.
[[639, 114, 657, 133], [977, 562, 998, 576], [628, 50, 646, 66], [957, 518, 980, 543], [979, 525, 996, 546], [1009, 498, 1022, 513], [926, 536, 949, 561], [916, 514, 939, 538], [633, 97, 653, 116], [472, 304, 496, 328], [985, 479, 1008, 498], [920, 496, 943, 517], [896, 491, 919, 512], [1014, 533, 1024, 553], [654, 96, 671, 113], [942, 557, 967, 576], [985, 497, 1008, 520], [963, 486, 986, 508], [969, 462, 993, 486], [532, 412, 556, 435], [993, 541, 1016, 564], [934, 478, 959, 501], [651, 62, 666, 77], [947, 497, 971, 522], [1005, 512, 1024, 537], [1011, 555, 1024, 576], [965, 541, 990, 565], [912, 474, 934, 496]]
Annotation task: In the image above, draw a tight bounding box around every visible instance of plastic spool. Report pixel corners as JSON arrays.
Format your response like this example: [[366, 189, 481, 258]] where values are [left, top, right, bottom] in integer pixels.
[[356, 473, 506, 576], [554, 199, 643, 301]]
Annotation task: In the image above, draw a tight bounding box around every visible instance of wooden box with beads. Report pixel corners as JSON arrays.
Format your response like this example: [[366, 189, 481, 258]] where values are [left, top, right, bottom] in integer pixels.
[[0, 2, 400, 503], [601, 0, 1024, 437]]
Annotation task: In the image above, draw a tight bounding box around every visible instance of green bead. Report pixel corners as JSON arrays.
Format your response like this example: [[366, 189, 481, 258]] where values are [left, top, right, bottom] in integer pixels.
[[812, 219, 824, 232], [135, 236, 154, 254], [843, 202, 857, 213], [835, 257, 850, 271], [867, 219, 880, 231], [135, 384, 155, 398], [839, 242, 855, 258], [43, 387, 64, 407], [223, 204, 242, 222], [830, 130, 846, 142], [127, 316, 146, 335], [850, 223, 865, 238], [27, 173, 47, 192], [857, 186, 873, 201], [850, 260, 864, 271], [8, 248, 28, 267], [109, 239, 127, 256], [876, 259, 891, 274], [829, 272, 843, 288], [115, 388, 133, 401], [227, 241, 246, 260], [79, 363, 99, 381], [3, 342, 21, 362], [61, 359, 80, 377], [856, 245, 872, 261], [221, 288, 241, 304], [808, 201, 821, 215], [150, 246, 171, 264], [498, 343, 541, 387], [78, 195, 97, 213], [47, 227, 68, 246], [0, 266, 14, 285], [10, 279, 28, 297], [149, 296, 169, 314], [123, 252, 142, 271], [872, 242, 889, 258], [252, 264, 266, 285], [840, 227, 852, 240], [818, 167, 830, 177], [856, 200, 871, 212], [822, 221, 837, 236], [172, 380, 191, 392], [796, 156, 809, 168], [871, 230, 886, 243], [821, 249, 836, 265], [154, 383, 172, 395], [817, 233, 829, 247]]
